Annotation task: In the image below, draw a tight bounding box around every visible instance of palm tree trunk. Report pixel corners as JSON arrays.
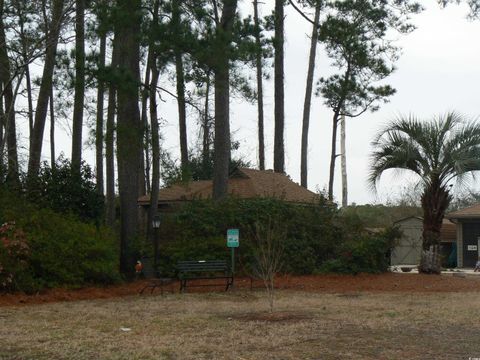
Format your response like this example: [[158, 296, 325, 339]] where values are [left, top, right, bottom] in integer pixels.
[[28, 0, 64, 181], [300, 0, 321, 188], [212, 0, 237, 200], [96, 32, 106, 195], [273, 0, 285, 173], [253, 0, 265, 171], [419, 182, 451, 274], [71, 0, 85, 173], [340, 114, 347, 207]]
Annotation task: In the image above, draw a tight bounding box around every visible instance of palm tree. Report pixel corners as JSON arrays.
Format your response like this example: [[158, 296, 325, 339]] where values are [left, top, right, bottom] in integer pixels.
[[369, 112, 480, 273]]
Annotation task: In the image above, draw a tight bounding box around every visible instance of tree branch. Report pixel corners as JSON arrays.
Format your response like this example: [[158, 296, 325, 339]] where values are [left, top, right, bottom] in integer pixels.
[[287, 0, 315, 25]]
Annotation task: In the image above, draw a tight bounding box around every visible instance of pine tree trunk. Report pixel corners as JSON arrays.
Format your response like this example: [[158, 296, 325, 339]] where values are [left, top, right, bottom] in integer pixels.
[[140, 48, 152, 195], [273, 0, 285, 173], [49, 86, 55, 168], [71, 0, 85, 172], [115, 0, 143, 275], [105, 34, 119, 227], [25, 66, 33, 143], [0, 84, 4, 175], [172, 0, 188, 179], [28, 0, 64, 180], [300, 1, 321, 188], [253, 0, 265, 171], [212, 0, 237, 200], [175, 51, 188, 178], [340, 114, 347, 207], [147, 0, 160, 246], [328, 110, 340, 201], [16, 2, 34, 144], [96, 32, 106, 195], [202, 74, 211, 169], [0, 0, 19, 185]]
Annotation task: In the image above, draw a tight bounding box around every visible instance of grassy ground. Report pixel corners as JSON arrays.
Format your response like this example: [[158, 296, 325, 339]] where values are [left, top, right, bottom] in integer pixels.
[[1, 289, 480, 360]]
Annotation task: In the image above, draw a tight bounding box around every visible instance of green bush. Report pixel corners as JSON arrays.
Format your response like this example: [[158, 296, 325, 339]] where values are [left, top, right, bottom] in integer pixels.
[[0, 222, 35, 291], [0, 188, 119, 292], [155, 197, 346, 275], [320, 227, 401, 274], [28, 157, 104, 223]]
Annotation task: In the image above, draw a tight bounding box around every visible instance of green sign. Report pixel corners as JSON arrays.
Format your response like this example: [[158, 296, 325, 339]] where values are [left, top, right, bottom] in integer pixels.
[[227, 229, 239, 248]]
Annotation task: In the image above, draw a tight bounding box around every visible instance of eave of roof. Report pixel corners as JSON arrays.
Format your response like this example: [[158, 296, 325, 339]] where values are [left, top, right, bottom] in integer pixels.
[[447, 203, 480, 219]]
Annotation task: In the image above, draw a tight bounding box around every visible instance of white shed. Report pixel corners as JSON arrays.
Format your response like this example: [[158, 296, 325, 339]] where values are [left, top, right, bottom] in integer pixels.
[[391, 217, 456, 266]]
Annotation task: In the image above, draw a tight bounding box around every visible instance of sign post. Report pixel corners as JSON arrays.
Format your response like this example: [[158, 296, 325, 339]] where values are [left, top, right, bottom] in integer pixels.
[[227, 229, 239, 275]]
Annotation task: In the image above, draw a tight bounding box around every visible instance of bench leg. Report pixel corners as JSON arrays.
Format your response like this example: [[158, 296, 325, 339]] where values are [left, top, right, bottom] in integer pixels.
[[225, 277, 233, 291]]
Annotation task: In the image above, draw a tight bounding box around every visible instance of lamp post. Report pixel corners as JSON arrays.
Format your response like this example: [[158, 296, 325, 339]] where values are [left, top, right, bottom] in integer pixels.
[[152, 214, 161, 270]]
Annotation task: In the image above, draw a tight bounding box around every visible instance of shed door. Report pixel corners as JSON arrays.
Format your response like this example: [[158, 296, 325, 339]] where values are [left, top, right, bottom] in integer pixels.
[[462, 223, 480, 267]]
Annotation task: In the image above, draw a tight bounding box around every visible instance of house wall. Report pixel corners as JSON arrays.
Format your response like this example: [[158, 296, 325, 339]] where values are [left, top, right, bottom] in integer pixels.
[[391, 218, 423, 265], [460, 222, 480, 268]]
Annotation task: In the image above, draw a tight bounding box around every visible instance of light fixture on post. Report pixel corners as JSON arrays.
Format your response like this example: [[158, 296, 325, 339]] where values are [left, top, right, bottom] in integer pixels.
[[152, 214, 161, 270]]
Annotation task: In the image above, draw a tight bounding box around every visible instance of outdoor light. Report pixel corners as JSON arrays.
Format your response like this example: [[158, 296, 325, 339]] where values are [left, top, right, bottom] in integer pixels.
[[152, 215, 161, 229]]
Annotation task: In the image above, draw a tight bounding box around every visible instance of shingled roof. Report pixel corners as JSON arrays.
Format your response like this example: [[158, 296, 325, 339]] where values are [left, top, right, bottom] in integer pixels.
[[138, 168, 319, 205], [447, 203, 480, 220]]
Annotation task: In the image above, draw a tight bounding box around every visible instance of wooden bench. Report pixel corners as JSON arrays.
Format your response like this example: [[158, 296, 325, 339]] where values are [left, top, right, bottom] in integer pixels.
[[138, 258, 175, 295], [177, 260, 233, 292]]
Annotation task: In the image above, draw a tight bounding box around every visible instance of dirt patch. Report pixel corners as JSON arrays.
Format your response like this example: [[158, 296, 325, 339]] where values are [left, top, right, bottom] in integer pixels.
[[230, 311, 311, 323], [1, 273, 480, 307]]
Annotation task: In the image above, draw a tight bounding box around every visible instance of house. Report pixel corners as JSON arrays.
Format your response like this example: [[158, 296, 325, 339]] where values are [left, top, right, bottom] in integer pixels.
[[138, 167, 320, 212], [447, 204, 480, 268], [390, 216, 456, 266]]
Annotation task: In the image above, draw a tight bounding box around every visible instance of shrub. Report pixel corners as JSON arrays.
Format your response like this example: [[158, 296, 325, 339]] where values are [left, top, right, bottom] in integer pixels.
[[320, 227, 401, 274], [0, 188, 119, 292], [28, 157, 104, 223], [0, 222, 34, 291], [155, 197, 345, 275]]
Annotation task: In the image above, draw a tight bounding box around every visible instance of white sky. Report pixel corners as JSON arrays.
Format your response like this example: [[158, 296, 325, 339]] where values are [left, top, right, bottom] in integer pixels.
[[26, 0, 480, 205]]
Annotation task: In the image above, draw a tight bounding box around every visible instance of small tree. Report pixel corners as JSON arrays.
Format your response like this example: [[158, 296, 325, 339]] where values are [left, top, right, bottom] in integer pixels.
[[251, 217, 285, 313]]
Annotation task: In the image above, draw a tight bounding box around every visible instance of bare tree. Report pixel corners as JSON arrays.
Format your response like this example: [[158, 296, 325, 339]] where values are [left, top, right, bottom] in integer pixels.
[[252, 217, 285, 313]]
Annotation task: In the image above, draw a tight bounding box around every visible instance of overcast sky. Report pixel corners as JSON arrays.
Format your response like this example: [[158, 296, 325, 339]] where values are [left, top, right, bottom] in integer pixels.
[[233, 0, 480, 205], [37, 0, 480, 205]]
